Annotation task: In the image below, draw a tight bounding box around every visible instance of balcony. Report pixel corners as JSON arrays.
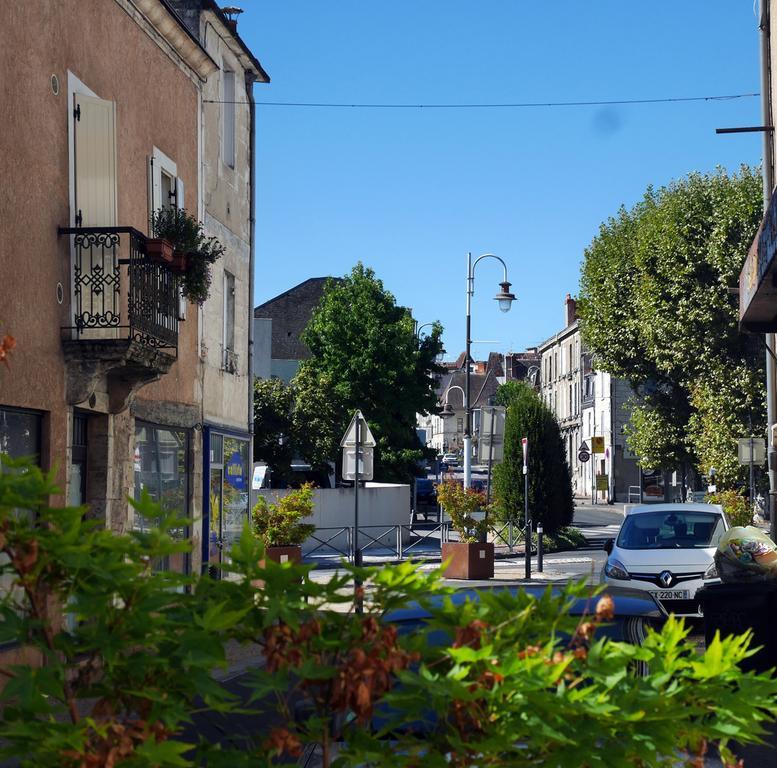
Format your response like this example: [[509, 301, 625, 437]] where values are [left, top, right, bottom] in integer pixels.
[[59, 226, 181, 412]]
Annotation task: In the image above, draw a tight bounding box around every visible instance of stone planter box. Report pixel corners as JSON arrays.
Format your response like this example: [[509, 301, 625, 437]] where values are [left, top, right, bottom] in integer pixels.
[[441, 542, 494, 580]]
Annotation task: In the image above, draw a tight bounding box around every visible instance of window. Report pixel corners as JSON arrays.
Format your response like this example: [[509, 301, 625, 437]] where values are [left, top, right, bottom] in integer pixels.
[[69, 412, 87, 507], [223, 69, 235, 168], [223, 271, 237, 373], [457, 418, 464, 433], [149, 147, 182, 217], [133, 423, 190, 574], [0, 407, 42, 463], [149, 147, 186, 319]]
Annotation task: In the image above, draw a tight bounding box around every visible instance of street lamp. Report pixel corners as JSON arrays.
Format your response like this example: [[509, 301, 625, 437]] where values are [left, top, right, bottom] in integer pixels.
[[439, 384, 465, 457], [464, 253, 516, 488]]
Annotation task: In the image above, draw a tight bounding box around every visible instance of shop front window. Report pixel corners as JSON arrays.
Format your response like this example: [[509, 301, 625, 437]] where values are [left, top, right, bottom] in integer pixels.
[[134, 423, 190, 573], [209, 432, 249, 579]]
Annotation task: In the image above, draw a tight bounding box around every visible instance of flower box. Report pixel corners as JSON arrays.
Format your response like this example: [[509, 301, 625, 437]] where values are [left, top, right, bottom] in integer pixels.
[[146, 238, 174, 264]]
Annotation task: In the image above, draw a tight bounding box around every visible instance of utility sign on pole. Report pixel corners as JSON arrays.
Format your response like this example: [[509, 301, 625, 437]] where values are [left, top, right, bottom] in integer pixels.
[[341, 410, 375, 612], [341, 410, 376, 482]]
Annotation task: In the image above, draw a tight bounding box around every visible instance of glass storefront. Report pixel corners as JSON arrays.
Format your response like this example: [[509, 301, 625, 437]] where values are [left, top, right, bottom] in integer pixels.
[[207, 430, 250, 578], [134, 422, 190, 574]]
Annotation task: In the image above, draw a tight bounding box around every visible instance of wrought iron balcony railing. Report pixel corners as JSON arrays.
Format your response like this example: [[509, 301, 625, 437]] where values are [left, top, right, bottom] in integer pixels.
[[59, 227, 179, 352]]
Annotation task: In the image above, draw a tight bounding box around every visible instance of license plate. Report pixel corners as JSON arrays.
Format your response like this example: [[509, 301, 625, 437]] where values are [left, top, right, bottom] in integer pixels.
[[650, 590, 690, 601]]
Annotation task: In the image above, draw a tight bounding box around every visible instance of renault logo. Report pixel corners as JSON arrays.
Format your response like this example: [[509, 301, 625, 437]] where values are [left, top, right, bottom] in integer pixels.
[[658, 571, 674, 588]]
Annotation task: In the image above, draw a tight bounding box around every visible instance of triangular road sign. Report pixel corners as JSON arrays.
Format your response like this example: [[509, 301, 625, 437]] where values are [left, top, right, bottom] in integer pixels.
[[340, 410, 376, 448], [579, 440, 589, 453]]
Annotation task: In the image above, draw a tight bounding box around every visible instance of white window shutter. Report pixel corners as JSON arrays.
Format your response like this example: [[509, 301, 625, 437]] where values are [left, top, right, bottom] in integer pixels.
[[74, 93, 117, 227], [176, 176, 185, 211]]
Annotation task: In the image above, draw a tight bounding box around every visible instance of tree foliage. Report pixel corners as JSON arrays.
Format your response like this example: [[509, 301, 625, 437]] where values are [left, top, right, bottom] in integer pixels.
[[578, 166, 765, 487], [492, 382, 574, 534], [253, 377, 295, 481], [295, 263, 445, 482], [3, 456, 777, 767]]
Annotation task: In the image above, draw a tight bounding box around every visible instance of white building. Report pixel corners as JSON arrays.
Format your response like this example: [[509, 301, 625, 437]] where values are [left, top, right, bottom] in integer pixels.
[[580, 354, 639, 502]]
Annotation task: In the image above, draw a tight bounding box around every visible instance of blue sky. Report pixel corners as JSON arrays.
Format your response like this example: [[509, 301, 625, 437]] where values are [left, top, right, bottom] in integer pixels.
[[242, 1, 762, 359]]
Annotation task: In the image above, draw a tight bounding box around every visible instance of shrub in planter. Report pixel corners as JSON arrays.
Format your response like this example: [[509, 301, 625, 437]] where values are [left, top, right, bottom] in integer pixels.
[[707, 488, 754, 527], [436, 480, 493, 579], [252, 482, 316, 564], [149, 207, 225, 304]]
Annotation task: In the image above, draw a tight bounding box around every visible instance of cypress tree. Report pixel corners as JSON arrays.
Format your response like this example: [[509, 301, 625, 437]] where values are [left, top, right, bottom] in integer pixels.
[[493, 383, 574, 534]]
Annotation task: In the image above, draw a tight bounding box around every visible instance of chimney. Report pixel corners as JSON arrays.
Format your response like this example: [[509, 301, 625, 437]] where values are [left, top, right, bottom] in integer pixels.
[[565, 293, 577, 327], [221, 6, 243, 32]]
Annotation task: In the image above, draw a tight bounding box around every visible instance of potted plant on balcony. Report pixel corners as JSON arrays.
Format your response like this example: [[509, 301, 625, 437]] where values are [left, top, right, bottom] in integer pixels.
[[252, 482, 316, 567], [437, 479, 494, 579], [149, 207, 225, 304]]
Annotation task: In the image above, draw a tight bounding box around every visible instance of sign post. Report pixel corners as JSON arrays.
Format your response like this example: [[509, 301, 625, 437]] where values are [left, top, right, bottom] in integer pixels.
[[340, 411, 376, 613], [522, 437, 530, 580], [591, 436, 604, 504]]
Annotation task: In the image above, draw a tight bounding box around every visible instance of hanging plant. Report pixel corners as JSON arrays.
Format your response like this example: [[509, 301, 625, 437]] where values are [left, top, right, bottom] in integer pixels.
[[149, 208, 225, 305]]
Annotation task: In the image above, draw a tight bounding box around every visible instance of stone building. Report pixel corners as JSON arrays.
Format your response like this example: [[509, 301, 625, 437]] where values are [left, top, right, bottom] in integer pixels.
[[253, 277, 335, 382], [418, 360, 500, 457], [168, 0, 269, 573], [538, 296, 583, 493], [0, 0, 266, 577]]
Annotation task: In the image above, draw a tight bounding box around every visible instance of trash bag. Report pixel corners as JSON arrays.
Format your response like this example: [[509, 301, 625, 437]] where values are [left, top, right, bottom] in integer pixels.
[[715, 526, 777, 583]]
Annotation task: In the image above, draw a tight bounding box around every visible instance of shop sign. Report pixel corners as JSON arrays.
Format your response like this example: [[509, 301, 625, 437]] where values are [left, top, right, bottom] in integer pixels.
[[225, 451, 246, 490]]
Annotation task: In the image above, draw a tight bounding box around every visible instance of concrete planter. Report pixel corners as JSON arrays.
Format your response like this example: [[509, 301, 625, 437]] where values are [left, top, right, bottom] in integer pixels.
[[441, 542, 494, 580]]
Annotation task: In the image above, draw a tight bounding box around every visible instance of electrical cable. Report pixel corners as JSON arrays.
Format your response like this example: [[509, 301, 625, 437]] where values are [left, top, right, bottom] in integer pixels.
[[203, 92, 759, 109]]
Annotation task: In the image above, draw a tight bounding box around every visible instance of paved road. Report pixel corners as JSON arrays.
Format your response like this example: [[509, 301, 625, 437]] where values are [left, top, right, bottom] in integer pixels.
[[572, 499, 624, 549]]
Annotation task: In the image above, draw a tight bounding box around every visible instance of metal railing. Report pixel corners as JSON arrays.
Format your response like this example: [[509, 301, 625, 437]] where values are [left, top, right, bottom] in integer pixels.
[[59, 226, 179, 351], [627, 486, 641, 503], [303, 521, 527, 564]]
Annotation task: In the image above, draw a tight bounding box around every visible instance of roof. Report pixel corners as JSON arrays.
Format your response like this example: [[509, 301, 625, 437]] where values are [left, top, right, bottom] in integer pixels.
[[254, 278, 338, 360], [537, 319, 579, 352], [167, 0, 270, 82], [254, 277, 334, 317], [201, 0, 270, 82], [436, 369, 500, 409], [626, 503, 724, 516]]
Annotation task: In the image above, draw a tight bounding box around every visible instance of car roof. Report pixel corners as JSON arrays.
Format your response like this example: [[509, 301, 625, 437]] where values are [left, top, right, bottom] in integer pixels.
[[626, 502, 723, 515], [385, 584, 663, 623]]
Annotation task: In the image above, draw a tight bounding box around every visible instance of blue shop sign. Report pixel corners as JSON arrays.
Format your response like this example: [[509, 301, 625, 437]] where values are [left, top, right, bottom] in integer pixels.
[[225, 451, 246, 490]]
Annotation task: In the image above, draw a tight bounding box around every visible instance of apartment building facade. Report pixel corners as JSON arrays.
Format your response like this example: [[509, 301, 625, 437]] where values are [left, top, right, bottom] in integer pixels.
[[0, 0, 265, 576], [538, 296, 583, 493]]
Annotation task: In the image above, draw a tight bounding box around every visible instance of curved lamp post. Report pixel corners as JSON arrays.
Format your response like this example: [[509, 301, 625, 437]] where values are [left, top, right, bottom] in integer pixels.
[[439, 384, 466, 456], [463, 253, 516, 488]]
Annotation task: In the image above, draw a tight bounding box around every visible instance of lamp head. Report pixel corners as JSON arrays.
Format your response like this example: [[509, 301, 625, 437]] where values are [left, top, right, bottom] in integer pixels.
[[494, 281, 516, 313], [439, 402, 455, 419]]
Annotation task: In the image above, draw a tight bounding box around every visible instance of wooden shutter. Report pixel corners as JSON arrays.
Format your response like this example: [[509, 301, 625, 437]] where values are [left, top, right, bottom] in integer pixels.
[[74, 93, 116, 226]]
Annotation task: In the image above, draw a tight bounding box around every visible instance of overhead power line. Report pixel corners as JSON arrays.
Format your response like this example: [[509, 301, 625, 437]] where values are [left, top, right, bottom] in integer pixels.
[[204, 92, 759, 109]]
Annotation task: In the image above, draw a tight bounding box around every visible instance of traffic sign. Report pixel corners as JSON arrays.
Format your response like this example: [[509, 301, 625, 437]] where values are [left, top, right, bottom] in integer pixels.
[[578, 450, 590, 463], [579, 440, 589, 453], [591, 436, 605, 454], [340, 410, 376, 448]]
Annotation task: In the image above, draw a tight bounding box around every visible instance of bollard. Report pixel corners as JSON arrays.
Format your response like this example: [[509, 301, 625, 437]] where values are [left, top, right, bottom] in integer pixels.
[[537, 523, 544, 573]]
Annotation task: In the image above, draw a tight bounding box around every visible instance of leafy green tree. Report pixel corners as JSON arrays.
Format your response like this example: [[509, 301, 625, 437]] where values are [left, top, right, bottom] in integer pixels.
[[492, 382, 573, 534], [295, 263, 445, 482], [253, 377, 295, 481], [578, 166, 765, 488]]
